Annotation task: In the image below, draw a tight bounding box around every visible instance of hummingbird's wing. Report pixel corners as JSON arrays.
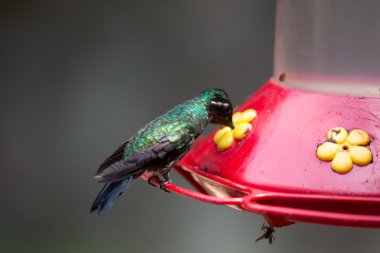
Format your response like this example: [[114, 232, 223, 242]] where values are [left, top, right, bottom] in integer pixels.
[[94, 132, 192, 183], [96, 138, 135, 175]]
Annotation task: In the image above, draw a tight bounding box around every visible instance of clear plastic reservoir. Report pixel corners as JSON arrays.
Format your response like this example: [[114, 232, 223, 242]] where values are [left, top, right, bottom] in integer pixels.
[[274, 0, 380, 97]]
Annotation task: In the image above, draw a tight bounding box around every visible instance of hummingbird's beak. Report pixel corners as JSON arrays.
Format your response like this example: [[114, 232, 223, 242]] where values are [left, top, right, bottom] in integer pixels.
[[228, 117, 234, 129]]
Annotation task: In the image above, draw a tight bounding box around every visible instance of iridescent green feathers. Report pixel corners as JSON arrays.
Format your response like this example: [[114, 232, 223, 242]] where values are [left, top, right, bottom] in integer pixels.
[[91, 89, 232, 214], [94, 89, 233, 184]]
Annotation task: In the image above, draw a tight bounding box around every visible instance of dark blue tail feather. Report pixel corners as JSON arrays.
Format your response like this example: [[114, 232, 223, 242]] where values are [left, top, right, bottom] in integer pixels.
[[90, 177, 132, 214]]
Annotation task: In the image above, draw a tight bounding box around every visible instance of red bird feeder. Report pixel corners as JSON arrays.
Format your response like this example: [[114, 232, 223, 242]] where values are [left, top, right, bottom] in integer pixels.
[[144, 1, 380, 230]]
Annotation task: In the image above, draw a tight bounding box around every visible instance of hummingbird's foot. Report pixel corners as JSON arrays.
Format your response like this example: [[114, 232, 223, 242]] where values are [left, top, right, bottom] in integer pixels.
[[159, 180, 171, 193], [147, 175, 159, 187], [147, 174, 171, 193], [255, 222, 275, 244], [157, 170, 171, 193]]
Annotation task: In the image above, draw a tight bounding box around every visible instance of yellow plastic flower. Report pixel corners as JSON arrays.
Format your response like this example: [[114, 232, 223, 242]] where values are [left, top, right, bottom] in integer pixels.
[[316, 127, 372, 174], [214, 109, 257, 151]]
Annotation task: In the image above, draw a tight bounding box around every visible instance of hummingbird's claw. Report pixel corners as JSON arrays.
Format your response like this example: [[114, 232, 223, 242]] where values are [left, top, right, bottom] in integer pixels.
[[147, 175, 171, 193], [147, 175, 159, 187], [159, 181, 171, 193], [158, 169, 171, 193]]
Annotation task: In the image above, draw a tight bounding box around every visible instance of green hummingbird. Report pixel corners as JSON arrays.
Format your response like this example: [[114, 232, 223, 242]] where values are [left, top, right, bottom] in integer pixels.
[[90, 89, 233, 214]]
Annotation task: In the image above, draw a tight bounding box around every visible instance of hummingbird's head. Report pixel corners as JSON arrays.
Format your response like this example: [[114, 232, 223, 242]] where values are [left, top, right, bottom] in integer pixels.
[[202, 89, 233, 128]]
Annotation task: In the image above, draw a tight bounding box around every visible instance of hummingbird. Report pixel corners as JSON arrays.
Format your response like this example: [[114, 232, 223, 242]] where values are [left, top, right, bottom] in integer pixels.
[[90, 89, 233, 214]]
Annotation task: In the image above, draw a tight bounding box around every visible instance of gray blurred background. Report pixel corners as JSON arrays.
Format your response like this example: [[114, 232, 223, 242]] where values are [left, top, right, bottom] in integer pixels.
[[1, 1, 380, 253]]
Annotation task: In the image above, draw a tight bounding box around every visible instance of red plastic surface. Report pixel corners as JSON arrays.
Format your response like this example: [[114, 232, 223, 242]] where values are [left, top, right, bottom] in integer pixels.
[[166, 80, 380, 228]]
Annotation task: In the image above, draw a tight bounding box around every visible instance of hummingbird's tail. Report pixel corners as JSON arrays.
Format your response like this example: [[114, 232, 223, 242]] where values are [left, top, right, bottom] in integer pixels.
[[90, 177, 132, 214]]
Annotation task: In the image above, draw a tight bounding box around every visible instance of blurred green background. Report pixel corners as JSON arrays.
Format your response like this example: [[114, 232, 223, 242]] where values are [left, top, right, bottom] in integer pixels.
[[1, 1, 380, 253]]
